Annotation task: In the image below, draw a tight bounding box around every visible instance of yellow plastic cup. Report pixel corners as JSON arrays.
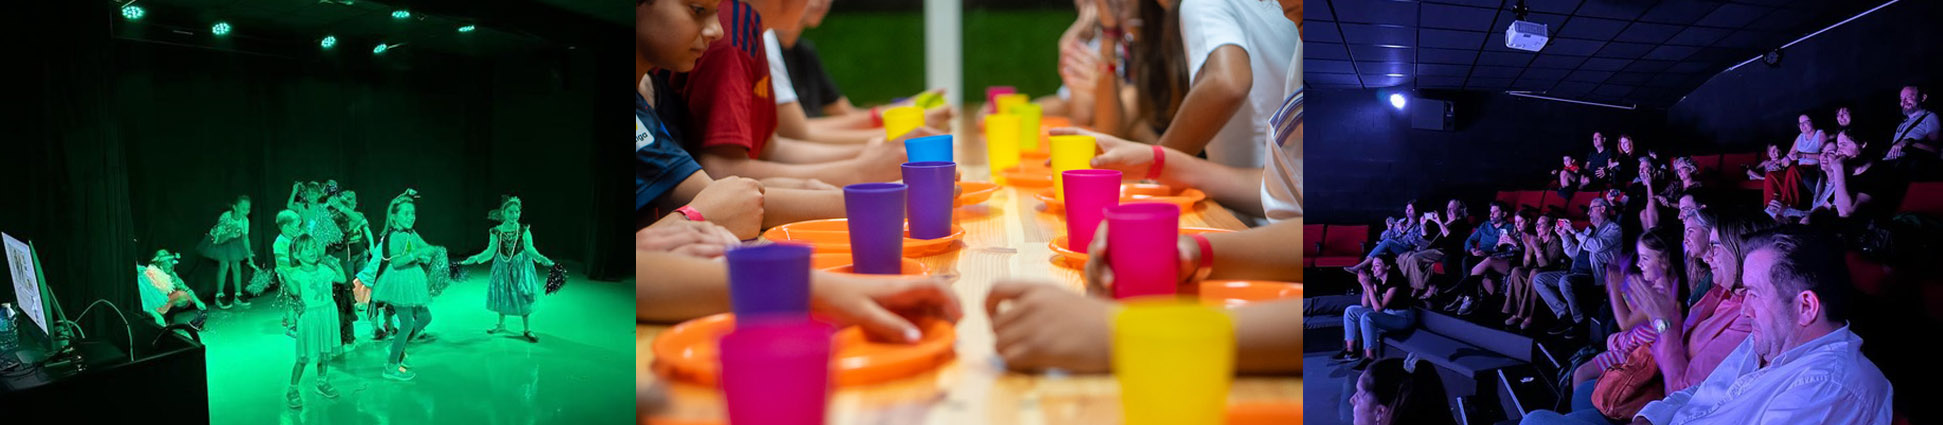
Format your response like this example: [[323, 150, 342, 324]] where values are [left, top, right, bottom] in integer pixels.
[[1113, 300, 1235, 425], [985, 114, 1022, 184], [994, 94, 1029, 120], [1049, 135, 1096, 200], [883, 106, 924, 141], [1006, 102, 1043, 151]]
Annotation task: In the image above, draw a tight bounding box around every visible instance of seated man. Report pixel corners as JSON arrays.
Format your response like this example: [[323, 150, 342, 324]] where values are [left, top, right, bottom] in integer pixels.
[[138, 249, 207, 329], [1533, 197, 1622, 339], [1629, 226, 1891, 425]]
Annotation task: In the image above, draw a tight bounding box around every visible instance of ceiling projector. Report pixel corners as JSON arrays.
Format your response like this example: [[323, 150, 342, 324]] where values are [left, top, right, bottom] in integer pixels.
[[1506, 20, 1549, 52]]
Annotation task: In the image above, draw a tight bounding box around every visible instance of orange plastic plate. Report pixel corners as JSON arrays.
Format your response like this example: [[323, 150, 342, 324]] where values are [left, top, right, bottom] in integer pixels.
[[650, 313, 957, 387], [954, 181, 998, 207], [1035, 186, 1208, 212], [809, 253, 928, 276], [1048, 227, 1237, 269], [1198, 281, 1302, 307], [762, 219, 964, 257], [1225, 402, 1303, 425], [1000, 164, 1053, 187]]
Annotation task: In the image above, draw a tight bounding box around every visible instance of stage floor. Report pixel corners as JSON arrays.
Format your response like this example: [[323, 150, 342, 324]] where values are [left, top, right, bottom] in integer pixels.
[[199, 265, 633, 424]]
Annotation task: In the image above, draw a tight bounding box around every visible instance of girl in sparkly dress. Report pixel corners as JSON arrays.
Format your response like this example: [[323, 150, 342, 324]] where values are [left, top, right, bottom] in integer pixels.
[[460, 196, 556, 343]]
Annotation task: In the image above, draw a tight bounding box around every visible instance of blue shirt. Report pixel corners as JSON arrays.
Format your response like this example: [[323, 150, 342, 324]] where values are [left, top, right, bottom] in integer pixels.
[[637, 80, 702, 225]]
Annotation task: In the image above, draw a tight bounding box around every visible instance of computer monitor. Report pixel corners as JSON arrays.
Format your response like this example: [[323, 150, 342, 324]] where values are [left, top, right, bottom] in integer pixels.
[[4, 232, 51, 338]]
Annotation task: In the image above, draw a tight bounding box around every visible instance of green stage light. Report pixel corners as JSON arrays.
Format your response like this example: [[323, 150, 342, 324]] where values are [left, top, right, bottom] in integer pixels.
[[321, 35, 336, 49], [121, 4, 144, 21], [392, 10, 410, 19], [373, 43, 388, 54], [457, 25, 476, 33], [211, 21, 231, 36]]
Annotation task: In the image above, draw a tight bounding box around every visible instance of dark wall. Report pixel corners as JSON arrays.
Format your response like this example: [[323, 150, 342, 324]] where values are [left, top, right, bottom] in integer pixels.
[[1669, 0, 1943, 151], [110, 40, 603, 295], [1307, 88, 1666, 224]]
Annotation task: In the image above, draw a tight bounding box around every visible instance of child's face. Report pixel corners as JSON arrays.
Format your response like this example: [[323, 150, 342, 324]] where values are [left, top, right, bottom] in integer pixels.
[[237, 200, 252, 216], [637, 0, 723, 73], [298, 240, 322, 265], [281, 221, 300, 236], [1561, 156, 1575, 166], [1767, 145, 1781, 158], [396, 203, 418, 229], [503, 203, 523, 223]]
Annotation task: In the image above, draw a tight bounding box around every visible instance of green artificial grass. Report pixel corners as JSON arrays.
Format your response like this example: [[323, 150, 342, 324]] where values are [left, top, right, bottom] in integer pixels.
[[802, 8, 1076, 106]]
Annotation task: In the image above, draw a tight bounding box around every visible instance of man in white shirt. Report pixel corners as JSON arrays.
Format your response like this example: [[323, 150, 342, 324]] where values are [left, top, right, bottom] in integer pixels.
[[1631, 226, 1892, 425]]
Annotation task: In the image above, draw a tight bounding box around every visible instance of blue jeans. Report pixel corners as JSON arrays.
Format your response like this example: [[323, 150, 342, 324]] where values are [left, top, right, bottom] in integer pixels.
[[1365, 240, 1414, 260], [1342, 306, 1414, 352], [1519, 380, 1615, 425]]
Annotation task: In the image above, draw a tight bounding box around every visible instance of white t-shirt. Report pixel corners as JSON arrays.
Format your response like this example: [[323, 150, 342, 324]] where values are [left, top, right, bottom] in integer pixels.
[[1261, 35, 1300, 223], [1180, 0, 1298, 169], [764, 30, 800, 106]]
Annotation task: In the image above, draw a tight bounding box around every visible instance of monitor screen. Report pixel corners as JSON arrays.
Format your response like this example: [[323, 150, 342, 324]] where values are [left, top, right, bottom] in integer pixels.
[[3, 232, 48, 336]]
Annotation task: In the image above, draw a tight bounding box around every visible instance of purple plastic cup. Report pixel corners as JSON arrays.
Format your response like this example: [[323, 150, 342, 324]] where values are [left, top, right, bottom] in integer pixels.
[[725, 244, 814, 323], [903, 135, 954, 163], [902, 162, 956, 241], [844, 183, 907, 274], [1063, 169, 1123, 252], [719, 319, 835, 425], [1105, 203, 1181, 300]]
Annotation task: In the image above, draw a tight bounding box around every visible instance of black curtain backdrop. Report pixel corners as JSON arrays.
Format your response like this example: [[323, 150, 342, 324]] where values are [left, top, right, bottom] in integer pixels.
[[3, 1, 630, 338]]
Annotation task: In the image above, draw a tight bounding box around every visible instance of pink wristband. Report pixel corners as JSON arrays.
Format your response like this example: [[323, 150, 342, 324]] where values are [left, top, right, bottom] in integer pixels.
[[1147, 145, 1165, 180]]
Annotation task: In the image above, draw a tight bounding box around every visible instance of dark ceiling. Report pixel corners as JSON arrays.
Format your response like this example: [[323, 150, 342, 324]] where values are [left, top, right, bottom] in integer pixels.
[[118, 0, 623, 57], [1305, 0, 1889, 107]]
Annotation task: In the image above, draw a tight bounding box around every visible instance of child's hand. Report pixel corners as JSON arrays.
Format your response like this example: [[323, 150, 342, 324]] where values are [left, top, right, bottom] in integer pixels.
[[686, 177, 766, 240], [636, 220, 738, 259], [811, 273, 962, 343], [1052, 127, 1150, 180], [1080, 221, 1199, 297], [984, 281, 1114, 372]]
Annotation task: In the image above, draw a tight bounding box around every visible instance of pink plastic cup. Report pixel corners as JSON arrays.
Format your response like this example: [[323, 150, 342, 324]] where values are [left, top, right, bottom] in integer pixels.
[[1105, 203, 1181, 299], [1062, 169, 1122, 252], [719, 319, 835, 425]]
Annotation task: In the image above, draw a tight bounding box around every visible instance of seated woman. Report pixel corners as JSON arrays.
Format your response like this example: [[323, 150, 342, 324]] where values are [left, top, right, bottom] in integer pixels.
[[139, 249, 207, 329], [1502, 209, 1566, 329], [1342, 201, 1428, 273], [1335, 254, 1416, 369], [1521, 210, 1774, 424], [1351, 358, 1455, 425]]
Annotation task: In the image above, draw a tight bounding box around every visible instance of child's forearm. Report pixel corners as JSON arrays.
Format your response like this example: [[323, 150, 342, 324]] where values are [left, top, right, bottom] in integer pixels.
[[1231, 299, 1302, 373], [698, 152, 886, 187], [1202, 220, 1302, 282], [1160, 148, 1266, 215], [636, 251, 732, 322], [764, 188, 846, 230], [767, 137, 865, 164]]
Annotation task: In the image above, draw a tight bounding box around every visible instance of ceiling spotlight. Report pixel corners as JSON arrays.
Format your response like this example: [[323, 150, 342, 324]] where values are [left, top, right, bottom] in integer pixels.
[[121, 4, 145, 21], [1390, 93, 1408, 110], [1385, 73, 1406, 77], [392, 10, 410, 19], [457, 25, 476, 33], [211, 21, 231, 36], [373, 43, 389, 54], [321, 35, 337, 49]]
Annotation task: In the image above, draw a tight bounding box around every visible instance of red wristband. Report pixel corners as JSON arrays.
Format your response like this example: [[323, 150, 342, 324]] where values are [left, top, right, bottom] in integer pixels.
[[869, 106, 884, 128], [1147, 145, 1165, 180], [1186, 233, 1214, 286], [674, 205, 705, 222]]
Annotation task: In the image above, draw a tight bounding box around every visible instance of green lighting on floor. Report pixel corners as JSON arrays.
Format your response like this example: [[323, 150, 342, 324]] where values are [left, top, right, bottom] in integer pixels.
[[373, 43, 388, 54], [211, 21, 231, 36], [121, 4, 144, 21], [457, 25, 476, 33], [320, 35, 336, 49], [391, 10, 410, 19]]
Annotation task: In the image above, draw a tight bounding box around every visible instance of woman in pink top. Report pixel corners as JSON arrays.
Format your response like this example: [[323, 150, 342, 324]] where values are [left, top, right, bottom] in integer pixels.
[[1628, 208, 1777, 392]]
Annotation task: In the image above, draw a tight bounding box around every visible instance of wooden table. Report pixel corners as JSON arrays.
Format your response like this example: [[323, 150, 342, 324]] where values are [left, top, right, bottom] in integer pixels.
[[639, 126, 1302, 425]]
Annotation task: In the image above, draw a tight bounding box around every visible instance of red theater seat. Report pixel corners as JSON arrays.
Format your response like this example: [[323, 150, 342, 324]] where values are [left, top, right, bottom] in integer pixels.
[[1898, 182, 1943, 216], [1566, 191, 1600, 220], [1303, 224, 1324, 268], [1495, 191, 1519, 208], [1690, 154, 1723, 182], [1313, 224, 1370, 268], [1717, 153, 1758, 187], [1846, 251, 1889, 297]]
